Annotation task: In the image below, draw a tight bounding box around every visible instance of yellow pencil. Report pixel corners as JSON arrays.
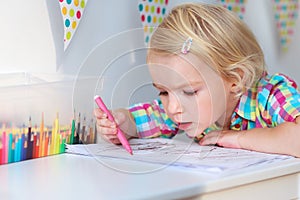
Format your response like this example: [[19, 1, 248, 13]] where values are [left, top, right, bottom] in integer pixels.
[[50, 123, 55, 155], [55, 113, 60, 154], [43, 128, 49, 157], [51, 112, 60, 155]]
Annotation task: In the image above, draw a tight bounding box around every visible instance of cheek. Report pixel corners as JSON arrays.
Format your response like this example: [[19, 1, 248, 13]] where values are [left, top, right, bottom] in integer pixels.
[[209, 84, 228, 115], [195, 95, 213, 122], [206, 79, 228, 104], [184, 91, 214, 126], [160, 96, 170, 112]]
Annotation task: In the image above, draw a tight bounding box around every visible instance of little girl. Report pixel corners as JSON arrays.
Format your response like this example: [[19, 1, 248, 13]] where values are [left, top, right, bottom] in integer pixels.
[[94, 3, 300, 157]]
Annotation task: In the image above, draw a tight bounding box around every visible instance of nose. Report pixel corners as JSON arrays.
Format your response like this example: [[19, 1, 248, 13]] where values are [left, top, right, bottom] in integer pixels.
[[167, 93, 182, 116]]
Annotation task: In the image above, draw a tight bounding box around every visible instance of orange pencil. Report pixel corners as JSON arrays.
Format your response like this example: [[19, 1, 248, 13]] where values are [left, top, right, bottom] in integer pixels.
[[39, 113, 44, 157], [47, 135, 51, 156]]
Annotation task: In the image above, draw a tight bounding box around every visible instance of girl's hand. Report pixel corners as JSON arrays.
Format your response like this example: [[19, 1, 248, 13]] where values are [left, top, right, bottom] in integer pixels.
[[199, 130, 242, 149], [94, 108, 131, 144]]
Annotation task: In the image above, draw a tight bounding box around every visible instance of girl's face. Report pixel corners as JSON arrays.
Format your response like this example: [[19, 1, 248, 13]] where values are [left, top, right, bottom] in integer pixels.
[[148, 53, 235, 137]]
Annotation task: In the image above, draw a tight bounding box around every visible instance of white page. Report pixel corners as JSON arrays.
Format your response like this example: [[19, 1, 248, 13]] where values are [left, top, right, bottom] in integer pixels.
[[65, 136, 293, 174]]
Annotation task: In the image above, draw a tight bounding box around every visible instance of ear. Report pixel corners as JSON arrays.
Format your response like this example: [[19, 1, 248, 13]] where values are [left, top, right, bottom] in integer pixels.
[[230, 83, 241, 94], [229, 69, 244, 94]]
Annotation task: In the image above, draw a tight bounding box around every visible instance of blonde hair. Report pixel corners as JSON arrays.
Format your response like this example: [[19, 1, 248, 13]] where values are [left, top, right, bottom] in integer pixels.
[[147, 3, 266, 96]]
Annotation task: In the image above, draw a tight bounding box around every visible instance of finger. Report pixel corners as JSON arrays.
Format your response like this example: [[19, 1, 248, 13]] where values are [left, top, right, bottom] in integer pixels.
[[295, 116, 300, 124], [102, 133, 118, 140], [100, 133, 120, 144], [199, 132, 219, 146], [94, 108, 107, 119], [96, 125, 117, 136], [96, 117, 116, 128], [108, 138, 121, 145]]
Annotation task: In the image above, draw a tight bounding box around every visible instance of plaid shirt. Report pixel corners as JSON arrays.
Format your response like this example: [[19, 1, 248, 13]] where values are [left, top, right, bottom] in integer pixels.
[[129, 73, 300, 139]]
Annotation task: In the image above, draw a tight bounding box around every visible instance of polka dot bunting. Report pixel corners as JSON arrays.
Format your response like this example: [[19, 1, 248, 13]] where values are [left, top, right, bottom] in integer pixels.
[[138, 0, 169, 45], [59, 0, 88, 51], [218, 0, 247, 20], [273, 0, 299, 52]]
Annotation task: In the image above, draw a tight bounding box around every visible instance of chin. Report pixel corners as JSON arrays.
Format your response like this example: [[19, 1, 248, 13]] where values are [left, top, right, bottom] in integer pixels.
[[184, 129, 199, 138], [184, 127, 205, 138]]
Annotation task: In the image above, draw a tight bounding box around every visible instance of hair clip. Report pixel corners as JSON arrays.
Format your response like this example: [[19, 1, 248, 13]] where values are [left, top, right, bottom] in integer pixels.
[[181, 37, 193, 54]]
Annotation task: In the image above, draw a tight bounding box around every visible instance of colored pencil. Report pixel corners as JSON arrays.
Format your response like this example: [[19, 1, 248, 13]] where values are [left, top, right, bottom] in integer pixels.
[[21, 130, 26, 161], [70, 118, 75, 144], [8, 132, 13, 163], [0, 136, 3, 165], [27, 117, 33, 160], [44, 128, 49, 157], [39, 113, 44, 157], [81, 116, 86, 144], [3, 130, 8, 164], [32, 126, 38, 159], [16, 132, 21, 162], [74, 113, 80, 144]]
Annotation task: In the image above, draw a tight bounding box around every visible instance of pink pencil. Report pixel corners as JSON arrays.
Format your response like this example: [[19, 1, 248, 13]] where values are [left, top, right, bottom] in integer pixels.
[[94, 95, 133, 155], [3, 131, 8, 164]]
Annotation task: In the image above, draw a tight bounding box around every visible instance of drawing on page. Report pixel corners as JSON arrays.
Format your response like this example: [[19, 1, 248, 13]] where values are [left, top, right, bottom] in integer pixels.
[[66, 138, 293, 174], [92, 139, 176, 155], [130, 141, 175, 154], [197, 146, 218, 160]]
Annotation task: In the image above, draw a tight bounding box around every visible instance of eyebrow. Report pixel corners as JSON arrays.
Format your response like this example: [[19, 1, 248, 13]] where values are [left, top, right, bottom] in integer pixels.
[[152, 83, 162, 89], [152, 81, 203, 90]]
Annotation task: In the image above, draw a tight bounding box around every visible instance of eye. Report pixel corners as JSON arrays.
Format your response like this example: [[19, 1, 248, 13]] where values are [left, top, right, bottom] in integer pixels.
[[158, 91, 168, 96], [183, 90, 198, 96]]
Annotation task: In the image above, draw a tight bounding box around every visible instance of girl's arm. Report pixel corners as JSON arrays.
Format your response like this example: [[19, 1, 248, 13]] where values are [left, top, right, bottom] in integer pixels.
[[95, 99, 178, 144], [200, 116, 300, 157], [94, 108, 138, 144]]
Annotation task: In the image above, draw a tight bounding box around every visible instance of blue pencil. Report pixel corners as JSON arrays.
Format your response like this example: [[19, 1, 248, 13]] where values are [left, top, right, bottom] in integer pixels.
[[14, 134, 20, 162], [8, 133, 13, 163]]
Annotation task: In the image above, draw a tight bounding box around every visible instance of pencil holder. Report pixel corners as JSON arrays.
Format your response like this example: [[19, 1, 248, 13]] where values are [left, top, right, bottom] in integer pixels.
[[0, 72, 102, 165]]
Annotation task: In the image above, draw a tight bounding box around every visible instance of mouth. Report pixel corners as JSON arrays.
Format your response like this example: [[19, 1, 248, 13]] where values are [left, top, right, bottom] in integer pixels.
[[177, 122, 193, 130]]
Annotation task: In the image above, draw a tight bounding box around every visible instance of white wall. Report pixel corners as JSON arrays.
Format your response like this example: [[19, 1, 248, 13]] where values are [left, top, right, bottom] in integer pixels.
[[244, 0, 300, 83], [0, 1, 298, 78], [0, 0, 299, 125], [0, 1, 57, 73], [47, 0, 144, 74]]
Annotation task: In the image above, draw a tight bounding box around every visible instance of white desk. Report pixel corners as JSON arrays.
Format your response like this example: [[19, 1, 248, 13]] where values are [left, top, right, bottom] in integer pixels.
[[0, 153, 299, 200]]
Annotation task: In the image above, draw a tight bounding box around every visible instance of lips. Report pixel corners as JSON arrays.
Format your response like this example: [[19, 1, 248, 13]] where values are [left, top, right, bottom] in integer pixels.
[[178, 122, 192, 130]]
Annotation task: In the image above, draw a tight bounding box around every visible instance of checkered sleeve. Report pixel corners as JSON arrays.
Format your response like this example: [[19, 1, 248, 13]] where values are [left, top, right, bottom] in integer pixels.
[[128, 99, 178, 138], [259, 73, 300, 126]]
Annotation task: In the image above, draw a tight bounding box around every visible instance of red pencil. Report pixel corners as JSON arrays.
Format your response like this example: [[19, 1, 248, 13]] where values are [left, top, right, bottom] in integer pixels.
[[2, 130, 7, 164], [0, 138, 3, 165]]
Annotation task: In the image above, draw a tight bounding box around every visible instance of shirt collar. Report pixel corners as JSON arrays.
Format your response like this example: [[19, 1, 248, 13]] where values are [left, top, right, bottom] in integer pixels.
[[233, 88, 257, 122]]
